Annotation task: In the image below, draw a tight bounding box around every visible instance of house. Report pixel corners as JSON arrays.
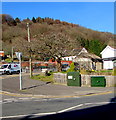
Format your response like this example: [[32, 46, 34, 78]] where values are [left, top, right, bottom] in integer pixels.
[[63, 47, 103, 70], [73, 51, 102, 71], [100, 45, 116, 69], [62, 56, 76, 61], [62, 48, 87, 61]]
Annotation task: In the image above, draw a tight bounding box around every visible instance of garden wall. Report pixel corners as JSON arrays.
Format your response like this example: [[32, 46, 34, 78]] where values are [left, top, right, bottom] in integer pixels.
[[53, 73, 116, 87]]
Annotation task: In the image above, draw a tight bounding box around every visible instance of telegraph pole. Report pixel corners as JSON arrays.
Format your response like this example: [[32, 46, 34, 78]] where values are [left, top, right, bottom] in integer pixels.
[[27, 23, 33, 77], [11, 47, 14, 62]]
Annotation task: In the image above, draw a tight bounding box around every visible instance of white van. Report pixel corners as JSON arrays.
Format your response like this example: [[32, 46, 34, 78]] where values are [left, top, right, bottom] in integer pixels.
[[0, 63, 20, 75]]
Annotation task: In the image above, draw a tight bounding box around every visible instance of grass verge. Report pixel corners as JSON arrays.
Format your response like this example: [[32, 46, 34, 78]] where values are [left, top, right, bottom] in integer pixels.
[[31, 74, 54, 83]]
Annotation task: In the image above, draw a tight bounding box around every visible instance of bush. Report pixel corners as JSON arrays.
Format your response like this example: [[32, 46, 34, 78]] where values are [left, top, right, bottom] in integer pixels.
[[112, 69, 116, 76], [5, 58, 12, 63], [67, 62, 76, 72]]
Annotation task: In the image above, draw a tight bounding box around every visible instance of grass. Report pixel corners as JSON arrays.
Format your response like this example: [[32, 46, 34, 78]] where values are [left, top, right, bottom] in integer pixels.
[[31, 74, 54, 83], [31, 71, 67, 83], [98, 70, 113, 73]]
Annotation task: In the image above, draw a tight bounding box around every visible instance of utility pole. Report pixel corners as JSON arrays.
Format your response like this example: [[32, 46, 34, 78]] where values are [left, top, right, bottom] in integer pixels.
[[27, 23, 33, 77], [27, 23, 30, 42], [11, 47, 14, 62]]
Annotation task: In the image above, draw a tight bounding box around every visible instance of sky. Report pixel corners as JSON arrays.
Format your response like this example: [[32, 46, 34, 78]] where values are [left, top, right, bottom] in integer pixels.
[[2, 2, 114, 33]]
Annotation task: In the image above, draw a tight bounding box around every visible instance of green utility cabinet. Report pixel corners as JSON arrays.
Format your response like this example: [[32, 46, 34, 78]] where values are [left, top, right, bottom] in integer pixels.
[[67, 72, 81, 86], [91, 76, 106, 87]]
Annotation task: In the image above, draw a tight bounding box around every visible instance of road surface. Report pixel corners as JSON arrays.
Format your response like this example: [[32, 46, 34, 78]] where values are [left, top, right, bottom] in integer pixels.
[[1, 93, 115, 120]]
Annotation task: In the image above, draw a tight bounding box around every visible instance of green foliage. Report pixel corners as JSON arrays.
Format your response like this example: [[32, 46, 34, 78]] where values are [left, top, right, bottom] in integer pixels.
[[5, 58, 12, 63], [79, 38, 107, 56], [88, 39, 106, 56], [67, 62, 76, 72], [32, 74, 53, 83], [113, 69, 116, 76]]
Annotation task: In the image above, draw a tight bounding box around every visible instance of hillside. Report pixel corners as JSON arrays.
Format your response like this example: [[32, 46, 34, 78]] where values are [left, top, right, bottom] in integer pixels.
[[1, 14, 114, 60]]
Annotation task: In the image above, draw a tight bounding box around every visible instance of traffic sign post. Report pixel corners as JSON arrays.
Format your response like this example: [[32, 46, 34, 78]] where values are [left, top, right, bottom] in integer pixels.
[[15, 52, 22, 90]]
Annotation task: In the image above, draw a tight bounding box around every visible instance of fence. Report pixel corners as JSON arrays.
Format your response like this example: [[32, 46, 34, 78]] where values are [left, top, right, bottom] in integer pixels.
[[53, 73, 116, 87], [53, 73, 67, 84]]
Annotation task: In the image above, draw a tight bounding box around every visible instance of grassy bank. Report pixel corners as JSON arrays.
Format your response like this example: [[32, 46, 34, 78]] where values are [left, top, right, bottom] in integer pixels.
[[31, 71, 67, 83], [31, 74, 54, 83]]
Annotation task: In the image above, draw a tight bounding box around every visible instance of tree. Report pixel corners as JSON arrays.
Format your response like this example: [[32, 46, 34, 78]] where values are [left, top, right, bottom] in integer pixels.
[[79, 38, 107, 57], [2, 14, 17, 26], [88, 39, 106, 56], [32, 17, 36, 23], [2, 14, 13, 23], [36, 17, 43, 23], [15, 17, 21, 23], [43, 17, 54, 25], [36, 32, 76, 72]]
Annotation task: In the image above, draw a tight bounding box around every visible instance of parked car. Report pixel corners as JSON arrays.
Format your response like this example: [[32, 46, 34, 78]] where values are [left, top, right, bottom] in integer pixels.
[[62, 66, 70, 71], [0, 63, 20, 75]]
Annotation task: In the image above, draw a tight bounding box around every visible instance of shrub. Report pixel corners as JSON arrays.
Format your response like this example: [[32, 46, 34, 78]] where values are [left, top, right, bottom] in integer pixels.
[[67, 62, 76, 72]]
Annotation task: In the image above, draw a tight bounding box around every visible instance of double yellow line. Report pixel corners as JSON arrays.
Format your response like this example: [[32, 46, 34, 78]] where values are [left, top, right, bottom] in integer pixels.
[[0, 90, 113, 99]]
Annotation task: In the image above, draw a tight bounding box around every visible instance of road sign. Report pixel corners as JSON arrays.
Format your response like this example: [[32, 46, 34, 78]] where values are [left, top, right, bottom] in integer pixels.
[[15, 52, 22, 60], [15, 52, 22, 90]]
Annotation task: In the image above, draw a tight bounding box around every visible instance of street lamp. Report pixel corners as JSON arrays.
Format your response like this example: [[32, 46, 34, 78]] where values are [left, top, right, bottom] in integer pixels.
[[27, 23, 33, 77]]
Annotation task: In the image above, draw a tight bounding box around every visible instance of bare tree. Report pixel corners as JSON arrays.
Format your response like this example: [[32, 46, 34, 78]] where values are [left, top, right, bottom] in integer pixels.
[[35, 32, 76, 72]]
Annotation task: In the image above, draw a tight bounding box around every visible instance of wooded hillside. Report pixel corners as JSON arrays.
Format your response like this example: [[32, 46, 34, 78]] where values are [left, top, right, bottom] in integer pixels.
[[1, 14, 114, 60]]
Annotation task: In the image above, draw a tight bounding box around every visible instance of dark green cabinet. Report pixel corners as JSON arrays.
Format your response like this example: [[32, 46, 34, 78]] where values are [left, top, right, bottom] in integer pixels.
[[91, 76, 106, 87], [67, 72, 81, 86]]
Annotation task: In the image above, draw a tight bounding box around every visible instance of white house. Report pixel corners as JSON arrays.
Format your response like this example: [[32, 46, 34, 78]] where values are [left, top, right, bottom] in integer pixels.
[[100, 45, 116, 69], [62, 56, 76, 61], [62, 48, 87, 61]]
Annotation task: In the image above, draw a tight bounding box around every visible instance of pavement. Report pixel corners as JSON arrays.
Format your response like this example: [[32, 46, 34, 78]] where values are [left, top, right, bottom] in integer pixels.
[[1, 73, 115, 99]]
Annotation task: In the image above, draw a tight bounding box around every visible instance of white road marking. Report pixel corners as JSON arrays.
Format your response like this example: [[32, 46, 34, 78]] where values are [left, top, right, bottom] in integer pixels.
[[57, 104, 84, 113], [0, 112, 56, 119], [84, 102, 111, 105], [1, 98, 36, 104], [1, 102, 111, 119]]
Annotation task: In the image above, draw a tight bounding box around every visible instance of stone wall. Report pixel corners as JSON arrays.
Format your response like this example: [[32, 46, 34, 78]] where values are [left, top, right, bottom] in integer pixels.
[[53, 73, 67, 84], [81, 75, 116, 87], [53, 73, 116, 87]]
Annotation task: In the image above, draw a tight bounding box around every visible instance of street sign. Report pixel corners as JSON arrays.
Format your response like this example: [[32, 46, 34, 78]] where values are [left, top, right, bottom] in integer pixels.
[[15, 52, 22, 60], [15, 52, 22, 90]]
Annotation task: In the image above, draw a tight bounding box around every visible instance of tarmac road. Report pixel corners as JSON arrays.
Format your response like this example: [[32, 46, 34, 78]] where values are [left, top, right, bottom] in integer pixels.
[[1, 73, 115, 120], [1, 93, 115, 120]]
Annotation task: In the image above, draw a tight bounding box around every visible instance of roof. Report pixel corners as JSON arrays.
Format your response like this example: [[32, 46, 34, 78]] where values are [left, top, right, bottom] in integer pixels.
[[64, 47, 101, 60], [100, 45, 116, 55], [77, 52, 100, 59], [71, 47, 88, 56]]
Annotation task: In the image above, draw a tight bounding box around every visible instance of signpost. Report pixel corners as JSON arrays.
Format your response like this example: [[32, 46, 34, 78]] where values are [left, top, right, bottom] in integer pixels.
[[15, 52, 22, 90]]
